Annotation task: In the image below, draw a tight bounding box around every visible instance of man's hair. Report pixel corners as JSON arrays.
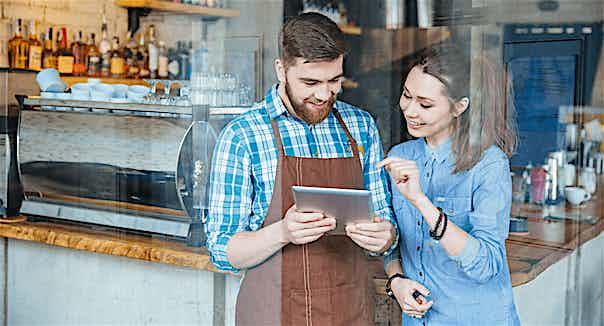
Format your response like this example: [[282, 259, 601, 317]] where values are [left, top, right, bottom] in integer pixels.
[[279, 12, 346, 68]]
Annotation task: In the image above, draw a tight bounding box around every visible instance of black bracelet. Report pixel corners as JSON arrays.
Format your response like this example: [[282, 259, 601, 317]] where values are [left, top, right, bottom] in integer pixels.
[[434, 212, 448, 241], [429, 207, 445, 239], [385, 273, 406, 299]]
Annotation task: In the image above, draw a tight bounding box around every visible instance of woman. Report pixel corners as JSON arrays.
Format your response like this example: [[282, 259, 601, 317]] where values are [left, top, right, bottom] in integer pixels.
[[378, 44, 521, 325]]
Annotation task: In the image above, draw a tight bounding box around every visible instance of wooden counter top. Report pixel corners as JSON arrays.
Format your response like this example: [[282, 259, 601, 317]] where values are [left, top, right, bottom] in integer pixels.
[[0, 176, 602, 288], [0, 218, 221, 273]]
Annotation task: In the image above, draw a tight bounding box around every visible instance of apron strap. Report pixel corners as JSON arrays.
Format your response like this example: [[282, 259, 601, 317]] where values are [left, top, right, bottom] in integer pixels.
[[332, 108, 361, 159], [270, 119, 286, 157]]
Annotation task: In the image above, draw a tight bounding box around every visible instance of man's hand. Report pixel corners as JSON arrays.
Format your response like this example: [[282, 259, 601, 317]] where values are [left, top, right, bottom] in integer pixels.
[[345, 216, 395, 253], [281, 205, 336, 245]]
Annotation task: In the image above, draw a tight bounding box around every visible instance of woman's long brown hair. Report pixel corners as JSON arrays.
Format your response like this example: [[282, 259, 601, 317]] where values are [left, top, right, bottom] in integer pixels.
[[411, 43, 518, 174]]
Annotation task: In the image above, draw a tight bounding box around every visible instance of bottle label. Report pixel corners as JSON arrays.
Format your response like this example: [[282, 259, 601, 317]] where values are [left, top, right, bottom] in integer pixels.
[[158, 56, 168, 77], [110, 57, 125, 76], [101, 53, 111, 76], [43, 55, 57, 69], [149, 46, 159, 71], [87, 56, 100, 75], [57, 56, 74, 74], [168, 60, 179, 77], [28, 45, 43, 71], [15, 44, 28, 69]]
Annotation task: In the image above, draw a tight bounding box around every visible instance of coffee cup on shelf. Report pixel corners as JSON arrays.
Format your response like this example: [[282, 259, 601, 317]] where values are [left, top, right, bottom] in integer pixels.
[[563, 163, 576, 186], [35, 68, 67, 92], [564, 186, 591, 206]]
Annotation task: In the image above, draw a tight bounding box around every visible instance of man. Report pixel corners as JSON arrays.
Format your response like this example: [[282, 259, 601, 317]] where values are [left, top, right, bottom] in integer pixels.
[[206, 12, 397, 326]]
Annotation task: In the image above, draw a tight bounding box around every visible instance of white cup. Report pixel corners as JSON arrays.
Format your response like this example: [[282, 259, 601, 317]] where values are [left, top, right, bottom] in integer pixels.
[[35, 68, 66, 92], [90, 83, 114, 101], [71, 83, 90, 100], [579, 167, 597, 194], [563, 164, 576, 186], [112, 84, 128, 99], [564, 186, 591, 206]]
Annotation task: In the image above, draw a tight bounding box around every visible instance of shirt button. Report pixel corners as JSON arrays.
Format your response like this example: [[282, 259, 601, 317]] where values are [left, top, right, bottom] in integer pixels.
[[426, 172, 430, 177], [417, 220, 421, 226], [419, 271, 423, 277], [416, 246, 421, 251]]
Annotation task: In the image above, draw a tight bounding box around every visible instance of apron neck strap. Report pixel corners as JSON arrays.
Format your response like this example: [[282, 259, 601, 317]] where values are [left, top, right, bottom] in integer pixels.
[[269, 108, 360, 158], [332, 108, 360, 158]]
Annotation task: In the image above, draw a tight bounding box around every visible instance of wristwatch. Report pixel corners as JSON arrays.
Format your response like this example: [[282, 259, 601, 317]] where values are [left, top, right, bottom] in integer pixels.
[[385, 273, 406, 299]]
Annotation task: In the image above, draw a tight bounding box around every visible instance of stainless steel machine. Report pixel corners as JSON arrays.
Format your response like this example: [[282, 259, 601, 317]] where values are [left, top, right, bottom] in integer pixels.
[[2, 96, 248, 246]]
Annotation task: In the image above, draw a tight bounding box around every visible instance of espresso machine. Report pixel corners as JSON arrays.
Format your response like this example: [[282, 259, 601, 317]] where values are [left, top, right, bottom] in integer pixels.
[[1, 95, 247, 246]]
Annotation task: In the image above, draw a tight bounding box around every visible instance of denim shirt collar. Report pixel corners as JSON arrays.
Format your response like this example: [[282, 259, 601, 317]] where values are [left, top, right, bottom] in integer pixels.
[[423, 137, 454, 166]]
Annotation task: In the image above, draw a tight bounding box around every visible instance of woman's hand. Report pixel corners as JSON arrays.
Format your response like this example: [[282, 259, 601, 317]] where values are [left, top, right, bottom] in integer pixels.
[[390, 277, 433, 319], [377, 157, 425, 204]]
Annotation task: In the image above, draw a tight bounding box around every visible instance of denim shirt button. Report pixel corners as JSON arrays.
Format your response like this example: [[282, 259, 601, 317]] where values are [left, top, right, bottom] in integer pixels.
[[416, 246, 421, 251], [419, 271, 423, 277], [417, 220, 421, 226]]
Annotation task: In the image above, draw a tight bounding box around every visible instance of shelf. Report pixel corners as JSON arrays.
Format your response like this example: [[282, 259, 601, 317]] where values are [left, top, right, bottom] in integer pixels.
[[342, 79, 359, 89], [114, 0, 240, 17], [23, 96, 250, 116], [62, 76, 150, 87], [339, 24, 362, 35]]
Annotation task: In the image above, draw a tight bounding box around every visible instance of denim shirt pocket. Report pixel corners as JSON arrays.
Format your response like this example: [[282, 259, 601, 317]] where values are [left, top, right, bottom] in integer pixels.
[[434, 196, 472, 231]]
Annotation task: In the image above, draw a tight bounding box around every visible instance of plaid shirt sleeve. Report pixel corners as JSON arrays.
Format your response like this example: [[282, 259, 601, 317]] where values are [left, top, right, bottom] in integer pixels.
[[362, 114, 399, 256], [205, 122, 253, 273]]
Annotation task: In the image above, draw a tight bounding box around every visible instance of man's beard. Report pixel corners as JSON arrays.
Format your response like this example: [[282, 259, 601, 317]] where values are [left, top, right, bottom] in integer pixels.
[[285, 82, 336, 124]]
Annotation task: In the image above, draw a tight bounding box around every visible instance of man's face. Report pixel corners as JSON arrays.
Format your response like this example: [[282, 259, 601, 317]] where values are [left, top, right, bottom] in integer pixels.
[[277, 56, 343, 124]]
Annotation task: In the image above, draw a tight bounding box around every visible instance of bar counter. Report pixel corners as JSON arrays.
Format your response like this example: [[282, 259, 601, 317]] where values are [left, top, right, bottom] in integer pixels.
[[0, 176, 601, 325]]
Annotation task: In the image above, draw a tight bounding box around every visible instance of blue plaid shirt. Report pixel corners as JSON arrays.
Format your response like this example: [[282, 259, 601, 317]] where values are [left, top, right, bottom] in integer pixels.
[[206, 85, 397, 272]]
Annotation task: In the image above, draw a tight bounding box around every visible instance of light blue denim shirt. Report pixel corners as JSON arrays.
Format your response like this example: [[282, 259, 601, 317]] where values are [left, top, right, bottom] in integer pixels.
[[384, 138, 520, 326]]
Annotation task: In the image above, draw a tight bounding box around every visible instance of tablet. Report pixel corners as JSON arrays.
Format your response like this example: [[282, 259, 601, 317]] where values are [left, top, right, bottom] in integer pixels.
[[292, 186, 374, 235]]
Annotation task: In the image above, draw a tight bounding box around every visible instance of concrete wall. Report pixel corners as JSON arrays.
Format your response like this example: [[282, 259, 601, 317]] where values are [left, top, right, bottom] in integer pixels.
[[513, 232, 604, 326], [1, 238, 241, 326]]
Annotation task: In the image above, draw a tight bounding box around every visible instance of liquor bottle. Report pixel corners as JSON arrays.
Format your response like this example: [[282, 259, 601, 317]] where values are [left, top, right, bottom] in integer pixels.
[[56, 27, 74, 75], [86, 33, 101, 77], [42, 27, 57, 69], [8, 18, 27, 69], [136, 31, 149, 79], [178, 41, 190, 80], [72, 30, 86, 76], [99, 20, 111, 77], [110, 36, 125, 78], [147, 24, 159, 79], [167, 47, 179, 80], [124, 31, 139, 78], [158, 41, 168, 79], [51, 30, 61, 69], [27, 19, 42, 71]]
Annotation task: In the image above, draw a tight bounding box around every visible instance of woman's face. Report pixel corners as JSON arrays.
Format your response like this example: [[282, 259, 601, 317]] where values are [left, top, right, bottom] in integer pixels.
[[399, 66, 464, 148]]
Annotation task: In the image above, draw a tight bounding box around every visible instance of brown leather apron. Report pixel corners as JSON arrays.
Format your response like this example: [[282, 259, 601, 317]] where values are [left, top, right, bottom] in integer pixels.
[[235, 109, 374, 326]]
